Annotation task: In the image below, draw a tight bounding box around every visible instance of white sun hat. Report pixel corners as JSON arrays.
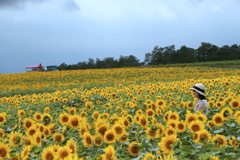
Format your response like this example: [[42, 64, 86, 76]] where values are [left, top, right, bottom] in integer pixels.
[[189, 83, 206, 96]]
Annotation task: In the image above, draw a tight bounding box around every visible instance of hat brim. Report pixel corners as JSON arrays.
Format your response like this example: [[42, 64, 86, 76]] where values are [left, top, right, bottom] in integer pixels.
[[189, 87, 205, 96]]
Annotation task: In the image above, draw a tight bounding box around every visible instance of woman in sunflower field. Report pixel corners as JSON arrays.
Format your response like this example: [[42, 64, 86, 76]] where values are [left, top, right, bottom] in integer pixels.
[[189, 83, 209, 115]]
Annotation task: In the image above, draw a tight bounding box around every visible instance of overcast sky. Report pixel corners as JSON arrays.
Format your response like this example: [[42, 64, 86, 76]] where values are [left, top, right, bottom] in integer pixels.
[[0, 0, 240, 74]]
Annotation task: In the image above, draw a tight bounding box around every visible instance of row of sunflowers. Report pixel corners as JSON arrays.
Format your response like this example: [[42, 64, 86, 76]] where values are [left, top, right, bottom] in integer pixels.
[[0, 66, 240, 159]]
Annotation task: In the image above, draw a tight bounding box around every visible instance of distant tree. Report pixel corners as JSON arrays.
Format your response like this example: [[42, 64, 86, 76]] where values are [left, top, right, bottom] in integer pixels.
[[128, 55, 141, 66], [196, 42, 218, 61], [146, 46, 164, 65], [144, 52, 152, 65], [77, 61, 88, 69], [118, 55, 141, 67], [174, 45, 196, 63], [163, 45, 176, 64], [87, 58, 95, 69], [57, 42, 240, 70], [230, 44, 240, 60], [57, 63, 68, 70], [218, 45, 230, 61], [96, 58, 105, 68], [102, 57, 118, 68]]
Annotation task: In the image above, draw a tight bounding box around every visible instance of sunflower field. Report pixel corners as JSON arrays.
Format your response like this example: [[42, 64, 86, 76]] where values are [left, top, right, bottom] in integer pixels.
[[0, 66, 240, 160]]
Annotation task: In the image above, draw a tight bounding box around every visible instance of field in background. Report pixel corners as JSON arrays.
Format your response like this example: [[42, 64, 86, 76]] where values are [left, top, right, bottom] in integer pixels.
[[0, 60, 239, 159]]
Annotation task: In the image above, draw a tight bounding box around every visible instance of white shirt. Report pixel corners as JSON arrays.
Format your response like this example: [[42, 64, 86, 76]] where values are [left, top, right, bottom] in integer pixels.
[[194, 99, 208, 115]]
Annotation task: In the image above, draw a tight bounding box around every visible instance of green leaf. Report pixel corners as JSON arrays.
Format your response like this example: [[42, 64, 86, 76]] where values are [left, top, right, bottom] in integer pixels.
[[32, 147, 42, 154], [237, 136, 240, 141], [214, 128, 224, 134], [226, 123, 235, 127], [148, 146, 160, 152]]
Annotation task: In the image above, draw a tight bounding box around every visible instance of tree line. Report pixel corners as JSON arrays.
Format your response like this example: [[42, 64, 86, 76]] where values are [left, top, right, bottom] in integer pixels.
[[57, 42, 240, 70]]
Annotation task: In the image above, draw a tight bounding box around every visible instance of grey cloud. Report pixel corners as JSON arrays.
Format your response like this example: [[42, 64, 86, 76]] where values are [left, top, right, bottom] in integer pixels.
[[63, 1, 80, 11], [0, 0, 47, 9], [0, 0, 80, 11]]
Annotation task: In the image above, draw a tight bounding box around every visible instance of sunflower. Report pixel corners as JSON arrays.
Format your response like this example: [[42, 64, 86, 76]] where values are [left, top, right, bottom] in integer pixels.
[[53, 133, 65, 143], [230, 99, 239, 109], [18, 110, 25, 118], [163, 111, 170, 122], [207, 120, 214, 128], [234, 110, 240, 119], [83, 132, 93, 148], [142, 153, 155, 160], [212, 134, 227, 147], [104, 129, 117, 144], [159, 154, 178, 160], [21, 145, 31, 160], [197, 113, 208, 123], [212, 113, 224, 127], [155, 123, 165, 138], [0, 128, 5, 138], [94, 134, 103, 146], [165, 126, 176, 136], [185, 112, 197, 124], [112, 123, 125, 138], [23, 136, 35, 148], [168, 111, 179, 121], [102, 145, 117, 160], [50, 144, 60, 153], [210, 156, 219, 160], [156, 99, 166, 108], [0, 142, 10, 159], [43, 126, 51, 139], [134, 114, 140, 123], [176, 121, 186, 133], [26, 126, 37, 137], [41, 147, 56, 160], [32, 133, 42, 146], [220, 107, 233, 120], [121, 117, 131, 128], [57, 146, 72, 160], [69, 107, 77, 114], [79, 124, 89, 137], [158, 134, 179, 155], [208, 101, 214, 108], [59, 113, 70, 126], [156, 108, 162, 116], [91, 111, 100, 120], [194, 129, 212, 145], [146, 108, 155, 117], [166, 119, 178, 129], [42, 113, 53, 126], [145, 127, 157, 140], [10, 153, 21, 160], [33, 112, 42, 121], [85, 101, 93, 111], [0, 113, 7, 125], [128, 142, 141, 157], [119, 133, 129, 142], [23, 118, 35, 129], [38, 123, 45, 133], [188, 120, 204, 133], [44, 107, 51, 113], [237, 116, 240, 125], [215, 102, 223, 109], [9, 131, 23, 146], [96, 124, 109, 136], [69, 115, 81, 129], [66, 138, 77, 154], [139, 115, 148, 129], [229, 136, 239, 148], [186, 101, 194, 109]]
